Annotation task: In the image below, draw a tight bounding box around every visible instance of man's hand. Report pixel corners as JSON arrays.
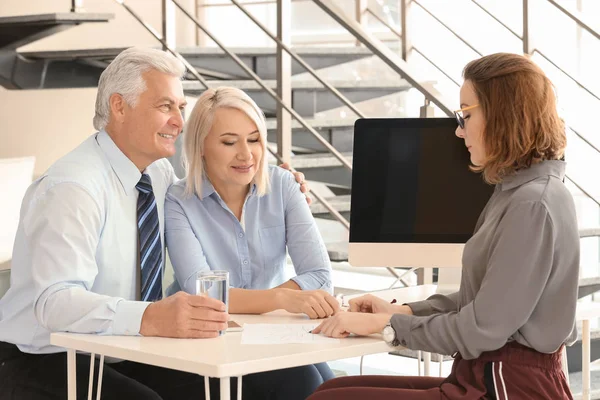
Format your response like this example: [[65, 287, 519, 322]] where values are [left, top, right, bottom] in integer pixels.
[[140, 291, 228, 338], [311, 312, 392, 338], [279, 162, 311, 205], [275, 289, 340, 319], [348, 294, 413, 315]]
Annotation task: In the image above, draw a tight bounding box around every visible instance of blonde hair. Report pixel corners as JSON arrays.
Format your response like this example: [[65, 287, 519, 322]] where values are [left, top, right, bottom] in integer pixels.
[[183, 87, 270, 198], [462, 53, 566, 184]]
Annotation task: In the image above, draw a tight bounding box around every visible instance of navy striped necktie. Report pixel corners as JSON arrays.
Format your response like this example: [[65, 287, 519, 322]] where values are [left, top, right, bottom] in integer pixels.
[[136, 173, 163, 302]]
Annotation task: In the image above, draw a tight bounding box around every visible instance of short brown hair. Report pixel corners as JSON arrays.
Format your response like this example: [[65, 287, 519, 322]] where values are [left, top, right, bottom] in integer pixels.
[[463, 53, 566, 184]]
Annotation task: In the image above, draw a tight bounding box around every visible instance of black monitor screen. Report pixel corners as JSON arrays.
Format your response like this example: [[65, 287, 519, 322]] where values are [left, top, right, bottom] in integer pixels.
[[350, 118, 495, 244]]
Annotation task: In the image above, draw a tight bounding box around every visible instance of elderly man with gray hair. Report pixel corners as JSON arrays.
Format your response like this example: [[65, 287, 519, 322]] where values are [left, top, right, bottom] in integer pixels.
[[0, 47, 309, 399]]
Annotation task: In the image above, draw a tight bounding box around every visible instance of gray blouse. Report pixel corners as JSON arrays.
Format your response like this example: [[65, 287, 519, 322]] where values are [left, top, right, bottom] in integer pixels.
[[391, 160, 580, 360]]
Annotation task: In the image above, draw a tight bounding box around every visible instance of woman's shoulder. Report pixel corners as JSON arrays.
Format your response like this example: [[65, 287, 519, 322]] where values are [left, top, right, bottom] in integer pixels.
[[166, 178, 188, 199], [267, 164, 295, 187]]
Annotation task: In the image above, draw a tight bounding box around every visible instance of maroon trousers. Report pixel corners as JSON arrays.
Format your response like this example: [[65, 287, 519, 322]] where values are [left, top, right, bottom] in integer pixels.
[[308, 342, 572, 400]]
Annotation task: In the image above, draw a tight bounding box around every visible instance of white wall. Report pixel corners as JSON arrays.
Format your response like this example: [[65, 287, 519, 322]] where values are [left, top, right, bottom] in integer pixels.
[[0, 0, 196, 175]]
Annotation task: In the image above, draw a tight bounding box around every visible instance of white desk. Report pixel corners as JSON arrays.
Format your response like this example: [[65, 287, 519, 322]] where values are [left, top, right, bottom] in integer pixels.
[[51, 285, 437, 400]]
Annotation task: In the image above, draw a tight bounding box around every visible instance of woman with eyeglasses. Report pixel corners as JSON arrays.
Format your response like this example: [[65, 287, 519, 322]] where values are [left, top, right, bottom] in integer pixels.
[[308, 52, 578, 399]]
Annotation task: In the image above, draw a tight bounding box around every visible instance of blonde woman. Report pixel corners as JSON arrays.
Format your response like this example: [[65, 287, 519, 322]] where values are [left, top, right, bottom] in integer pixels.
[[165, 87, 337, 399]]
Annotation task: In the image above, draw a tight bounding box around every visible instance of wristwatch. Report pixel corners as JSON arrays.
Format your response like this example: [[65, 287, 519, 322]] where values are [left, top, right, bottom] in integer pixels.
[[382, 321, 401, 347]]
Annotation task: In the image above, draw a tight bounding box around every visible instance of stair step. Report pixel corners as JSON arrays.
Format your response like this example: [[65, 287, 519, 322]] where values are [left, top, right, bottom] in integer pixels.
[[268, 152, 353, 169], [0, 13, 113, 50], [8, 46, 374, 90], [266, 118, 356, 153], [579, 277, 600, 299], [581, 228, 600, 238], [326, 242, 350, 262], [309, 194, 351, 215], [265, 117, 355, 131], [20, 46, 373, 80], [183, 79, 411, 117]]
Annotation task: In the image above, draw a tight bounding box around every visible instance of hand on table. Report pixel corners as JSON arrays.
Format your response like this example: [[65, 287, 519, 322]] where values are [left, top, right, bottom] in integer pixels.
[[311, 312, 392, 338], [276, 289, 340, 319], [140, 291, 228, 338], [348, 294, 413, 315]]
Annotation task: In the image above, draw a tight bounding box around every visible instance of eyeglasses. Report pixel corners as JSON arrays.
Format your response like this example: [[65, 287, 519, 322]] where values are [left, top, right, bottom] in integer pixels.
[[454, 104, 479, 129]]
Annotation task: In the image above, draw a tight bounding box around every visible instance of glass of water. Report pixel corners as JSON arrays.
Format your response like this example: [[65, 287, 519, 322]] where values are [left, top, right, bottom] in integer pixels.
[[196, 270, 229, 335]]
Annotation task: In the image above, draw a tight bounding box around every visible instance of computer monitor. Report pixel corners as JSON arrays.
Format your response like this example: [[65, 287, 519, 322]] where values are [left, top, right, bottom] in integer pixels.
[[348, 118, 495, 268]]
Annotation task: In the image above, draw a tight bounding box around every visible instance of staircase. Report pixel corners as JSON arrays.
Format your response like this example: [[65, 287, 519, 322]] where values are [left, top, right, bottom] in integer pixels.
[[2, 0, 600, 386]]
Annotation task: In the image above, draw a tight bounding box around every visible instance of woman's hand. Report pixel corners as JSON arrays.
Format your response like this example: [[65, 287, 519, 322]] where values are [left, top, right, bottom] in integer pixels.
[[279, 163, 311, 205], [348, 294, 412, 315], [311, 312, 392, 338], [275, 289, 340, 319]]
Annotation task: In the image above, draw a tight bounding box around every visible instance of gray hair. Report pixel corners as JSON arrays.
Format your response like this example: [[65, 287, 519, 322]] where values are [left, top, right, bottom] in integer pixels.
[[93, 47, 185, 130], [183, 87, 271, 198]]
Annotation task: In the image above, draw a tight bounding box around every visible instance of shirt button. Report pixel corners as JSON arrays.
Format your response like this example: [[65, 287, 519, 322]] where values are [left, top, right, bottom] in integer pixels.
[[243, 260, 249, 265], [238, 232, 244, 238]]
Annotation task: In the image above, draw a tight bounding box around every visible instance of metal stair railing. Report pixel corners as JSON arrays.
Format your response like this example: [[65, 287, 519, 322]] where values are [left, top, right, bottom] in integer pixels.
[[169, 0, 351, 172], [363, 7, 460, 86], [311, 0, 454, 115], [472, 0, 600, 103], [113, 0, 210, 88], [364, 0, 600, 207], [267, 146, 350, 229], [112, 0, 353, 229], [228, 0, 366, 120]]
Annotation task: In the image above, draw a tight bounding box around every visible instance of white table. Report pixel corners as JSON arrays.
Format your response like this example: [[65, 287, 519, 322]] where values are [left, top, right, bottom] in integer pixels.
[[51, 285, 437, 400]]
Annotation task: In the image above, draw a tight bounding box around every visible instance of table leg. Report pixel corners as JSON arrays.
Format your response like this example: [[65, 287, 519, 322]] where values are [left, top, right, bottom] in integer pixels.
[[220, 377, 231, 400], [583, 319, 590, 400], [237, 376, 242, 400], [96, 355, 105, 399], [204, 376, 210, 400], [87, 353, 95, 400], [67, 349, 77, 400], [423, 351, 431, 376]]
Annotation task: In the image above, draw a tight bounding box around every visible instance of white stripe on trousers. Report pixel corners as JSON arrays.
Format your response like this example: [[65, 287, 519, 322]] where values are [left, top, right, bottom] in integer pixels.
[[499, 361, 508, 399], [492, 361, 509, 400], [492, 361, 500, 399]]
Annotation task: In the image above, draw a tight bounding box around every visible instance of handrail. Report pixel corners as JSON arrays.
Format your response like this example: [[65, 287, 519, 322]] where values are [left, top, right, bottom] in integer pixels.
[[113, 0, 210, 88], [534, 49, 600, 103], [312, 0, 454, 115], [171, 0, 353, 170], [367, 1, 600, 207], [568, 126, 600, 156], [545, 0, 600, 41], [267, 147, 350, 230], [470, 0, 521, 41], [411, 0, 600, 161], [565, 176, 600, 207], [364, 7, 461, 86], [230, 0, 366, 119], [468, 0, 600, 104], [412, 0, 482, 57]]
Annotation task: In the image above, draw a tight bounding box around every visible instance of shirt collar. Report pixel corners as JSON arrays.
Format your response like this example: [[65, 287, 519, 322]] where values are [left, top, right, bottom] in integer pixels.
[[200, 175, 257, 200], [96, 130, 142, 196], [500, 160, 566, 191]]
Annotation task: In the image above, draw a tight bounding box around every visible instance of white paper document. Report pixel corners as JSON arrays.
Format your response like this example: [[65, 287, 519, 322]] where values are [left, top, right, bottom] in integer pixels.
[[241, 323, 340, 344]]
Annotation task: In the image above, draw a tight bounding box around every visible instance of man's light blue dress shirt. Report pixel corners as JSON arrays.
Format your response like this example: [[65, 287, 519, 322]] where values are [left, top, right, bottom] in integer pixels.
[[0, 131, 175, 354], [165, 165, 332, 295]]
